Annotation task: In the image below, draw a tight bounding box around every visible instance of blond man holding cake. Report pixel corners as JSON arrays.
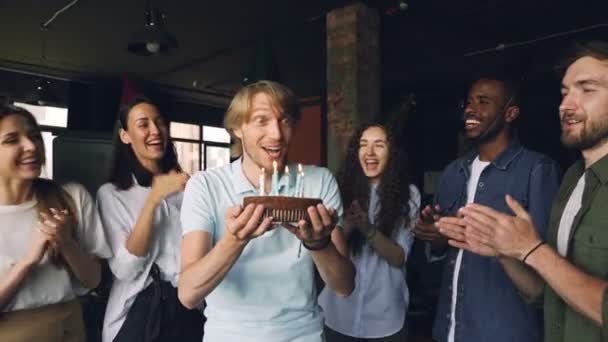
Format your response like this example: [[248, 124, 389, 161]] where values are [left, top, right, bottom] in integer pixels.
[[178, 80, 355, 342]]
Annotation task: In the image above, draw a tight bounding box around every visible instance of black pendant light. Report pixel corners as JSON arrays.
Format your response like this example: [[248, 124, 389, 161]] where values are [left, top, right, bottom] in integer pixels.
[[24, 79, 58, 106], [127, 3, 178, 57]]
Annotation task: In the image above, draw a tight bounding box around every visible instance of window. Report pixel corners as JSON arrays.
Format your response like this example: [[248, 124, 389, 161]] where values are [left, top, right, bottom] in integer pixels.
[[13, 102, 68, 179], [170, 122, 231, 174], [13, 102, 68, 128]]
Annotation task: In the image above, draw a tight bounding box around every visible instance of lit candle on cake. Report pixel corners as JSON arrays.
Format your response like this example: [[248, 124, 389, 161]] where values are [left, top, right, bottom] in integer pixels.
[[259, 168, 265, 196], [271, 161, 279, 195], [299, 171, 305, 197], [295, 164, 303, 197]]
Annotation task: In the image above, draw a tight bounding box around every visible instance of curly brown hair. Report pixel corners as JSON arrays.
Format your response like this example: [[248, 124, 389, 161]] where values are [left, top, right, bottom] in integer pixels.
[[337, 122, 412, 255]]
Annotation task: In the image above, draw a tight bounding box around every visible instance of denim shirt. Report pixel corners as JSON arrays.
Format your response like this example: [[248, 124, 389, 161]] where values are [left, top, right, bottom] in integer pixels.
[[431, 142, 561, 342]]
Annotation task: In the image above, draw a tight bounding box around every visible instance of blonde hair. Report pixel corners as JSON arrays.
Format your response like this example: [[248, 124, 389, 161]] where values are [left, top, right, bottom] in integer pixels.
[[223, 80, 300, 157]]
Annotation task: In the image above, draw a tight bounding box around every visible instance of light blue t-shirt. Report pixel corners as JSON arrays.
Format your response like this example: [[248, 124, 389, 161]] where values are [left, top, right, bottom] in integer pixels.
[[181, 158, 343, 342]]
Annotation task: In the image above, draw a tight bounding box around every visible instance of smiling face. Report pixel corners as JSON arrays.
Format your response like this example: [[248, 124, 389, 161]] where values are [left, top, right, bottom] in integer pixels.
[[119, 102, 168, 171], [233, 92, 293, 173], [0, 113, 45, 181], [559, 56, 608, 151], [358, 126, 389, 184], [463, 78, 517, 143]]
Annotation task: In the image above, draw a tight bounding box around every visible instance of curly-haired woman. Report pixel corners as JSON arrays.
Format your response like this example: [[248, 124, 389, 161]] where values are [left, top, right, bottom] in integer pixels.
[[319, 123, 420, 342]]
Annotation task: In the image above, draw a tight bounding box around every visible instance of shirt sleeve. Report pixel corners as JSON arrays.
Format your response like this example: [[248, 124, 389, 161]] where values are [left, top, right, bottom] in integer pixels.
[[63, 183, 112, 294], [318, 168, 344, 225], [96, 185, 148, 282], [395, 184, 421, 258], [516, 159, 561, 303], [528, 159, 562, 240], [180, 172, 216, 238], [65, 183, 112, 259]]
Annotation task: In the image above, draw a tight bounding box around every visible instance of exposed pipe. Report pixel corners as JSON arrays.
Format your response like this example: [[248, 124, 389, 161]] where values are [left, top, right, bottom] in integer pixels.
[[464, 22, 608, 57], [153, 10, 325, 78], [41, 0, 80, 29], [0, 59, 91, 83]]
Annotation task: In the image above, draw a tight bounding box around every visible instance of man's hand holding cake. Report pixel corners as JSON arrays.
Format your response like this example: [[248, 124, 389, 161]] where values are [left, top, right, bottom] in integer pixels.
[[179, 81, 354, 342], [283, 203, 338, 250], [224, 203, 275, 243]]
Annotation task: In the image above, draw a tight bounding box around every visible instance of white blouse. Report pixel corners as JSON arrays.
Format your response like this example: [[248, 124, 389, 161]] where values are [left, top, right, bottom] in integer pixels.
[[0, 182, 112, 312], [96, 181, 185, 342], [319, 184, 420, 338]]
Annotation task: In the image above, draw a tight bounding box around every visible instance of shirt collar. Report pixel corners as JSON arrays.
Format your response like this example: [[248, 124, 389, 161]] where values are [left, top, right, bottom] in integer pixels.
[[232, 158, 255, 194], [586, 152, 608, 185], [459, 141, 524, 172]]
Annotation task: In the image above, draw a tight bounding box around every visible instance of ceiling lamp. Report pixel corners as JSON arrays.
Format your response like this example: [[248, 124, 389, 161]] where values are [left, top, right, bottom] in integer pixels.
[[24, 79, 57, 106], [127, 6, 178, 56]]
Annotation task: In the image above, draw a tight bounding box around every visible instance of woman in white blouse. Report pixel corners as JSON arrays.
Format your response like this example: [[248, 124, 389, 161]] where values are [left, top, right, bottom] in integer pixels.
[[97, 97, 203, 342], [319, 123, 420, 342], [0, 105, 111, 342]]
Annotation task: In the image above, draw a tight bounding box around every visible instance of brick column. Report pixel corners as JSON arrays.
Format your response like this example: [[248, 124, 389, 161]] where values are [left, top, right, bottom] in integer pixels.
[[326, 2, 380, 172]]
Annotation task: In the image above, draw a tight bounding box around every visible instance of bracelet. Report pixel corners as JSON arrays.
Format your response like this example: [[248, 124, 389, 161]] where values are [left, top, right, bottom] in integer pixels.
[[522, 241, 545, 264], [302, 236, 332, 251]]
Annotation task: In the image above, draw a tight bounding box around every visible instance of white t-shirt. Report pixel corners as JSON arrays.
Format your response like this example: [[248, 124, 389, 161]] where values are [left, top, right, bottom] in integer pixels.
[[0, 182, 111, 312], [448, 156, 490, 342], [96, 181, 185, 342], [180, 159, 343, 342], [556, 174, 586, 256], [319, 184, 420, 338]]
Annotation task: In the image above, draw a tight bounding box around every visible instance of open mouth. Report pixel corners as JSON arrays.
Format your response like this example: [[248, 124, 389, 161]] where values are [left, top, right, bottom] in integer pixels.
[[562, 118, 583, 129], [263, 146, 282, 159], [146, 138, 164, 149], [364, 158, 379, 172], [17, 156, 39, 167], [464, 119, 481, 130]]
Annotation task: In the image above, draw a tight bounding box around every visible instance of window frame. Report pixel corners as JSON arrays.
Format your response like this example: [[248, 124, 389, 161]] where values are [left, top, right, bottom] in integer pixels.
[[10, 101, 70, 179], [170, 122, 230, 171]]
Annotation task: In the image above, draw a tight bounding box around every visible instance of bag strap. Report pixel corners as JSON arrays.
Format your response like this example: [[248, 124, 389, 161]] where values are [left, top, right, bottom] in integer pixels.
[[143, 263, 164, 341]]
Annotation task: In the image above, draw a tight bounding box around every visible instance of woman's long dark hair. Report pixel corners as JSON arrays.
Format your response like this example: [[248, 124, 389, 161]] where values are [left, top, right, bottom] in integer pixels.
[[338, 122, 412, 255], [108, 97, 181, 190]]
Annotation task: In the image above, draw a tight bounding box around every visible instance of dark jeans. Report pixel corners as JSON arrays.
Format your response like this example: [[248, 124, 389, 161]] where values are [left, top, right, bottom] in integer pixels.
[[113, 279, 204, 342], [325, 325, 407, 342]]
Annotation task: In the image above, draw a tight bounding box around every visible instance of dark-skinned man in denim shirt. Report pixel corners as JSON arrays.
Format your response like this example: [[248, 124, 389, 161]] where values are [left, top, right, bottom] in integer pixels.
[[414, 73, 561, 342], [442, 40, 608, 342]]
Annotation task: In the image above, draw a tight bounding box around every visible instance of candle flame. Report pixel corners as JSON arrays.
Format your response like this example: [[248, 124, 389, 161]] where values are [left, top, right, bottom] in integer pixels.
[[298, 163, 303, 172], [273, 160, 277, 172], [285, 165, 289, 174]]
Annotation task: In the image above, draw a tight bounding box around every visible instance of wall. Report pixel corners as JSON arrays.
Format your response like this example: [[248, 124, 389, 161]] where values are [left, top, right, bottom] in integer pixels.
[[288, 101, 324, 166]]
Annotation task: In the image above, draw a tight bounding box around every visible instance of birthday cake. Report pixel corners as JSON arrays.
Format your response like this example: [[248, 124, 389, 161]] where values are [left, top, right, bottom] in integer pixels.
[[243, 196, 322, 223]]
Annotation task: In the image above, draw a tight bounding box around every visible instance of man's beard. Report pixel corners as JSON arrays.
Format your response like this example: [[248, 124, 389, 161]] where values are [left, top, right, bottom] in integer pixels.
[[561, 115, 608, 150], [468, 116, 506, 144]]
